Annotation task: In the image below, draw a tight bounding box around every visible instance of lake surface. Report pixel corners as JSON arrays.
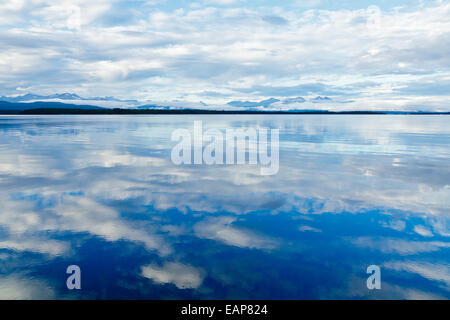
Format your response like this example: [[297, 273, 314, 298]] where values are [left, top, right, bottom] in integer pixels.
[[0, 115, 449, 299]]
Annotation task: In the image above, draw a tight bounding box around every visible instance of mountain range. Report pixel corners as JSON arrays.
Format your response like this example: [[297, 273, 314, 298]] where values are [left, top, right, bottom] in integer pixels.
[[0, 101, 106, 111], [227, 96, 332, 109], [0, 93, 138, 104], [0, 93, 336, 111]]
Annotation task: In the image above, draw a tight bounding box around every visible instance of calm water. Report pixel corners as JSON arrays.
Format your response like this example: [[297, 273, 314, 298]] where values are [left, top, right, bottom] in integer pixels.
[[0, 115, 449, 300]]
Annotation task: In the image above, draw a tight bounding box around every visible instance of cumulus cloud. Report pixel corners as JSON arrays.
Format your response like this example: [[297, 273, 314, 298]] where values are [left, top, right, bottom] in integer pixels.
[[194, 216, 279, 249], [0, 239, 69, 256], [0, 275, 55, 300], [414, 225, 434, 237], [381, 220, 406, 232], [0, 191, 171, 256]]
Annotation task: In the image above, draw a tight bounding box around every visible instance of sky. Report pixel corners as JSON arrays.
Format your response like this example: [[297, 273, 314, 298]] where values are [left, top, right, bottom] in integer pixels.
[[0, 0, 449, 111]]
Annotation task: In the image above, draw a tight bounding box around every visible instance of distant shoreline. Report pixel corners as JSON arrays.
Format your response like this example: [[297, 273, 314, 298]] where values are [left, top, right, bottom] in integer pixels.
[[0, 108, 449, 115]]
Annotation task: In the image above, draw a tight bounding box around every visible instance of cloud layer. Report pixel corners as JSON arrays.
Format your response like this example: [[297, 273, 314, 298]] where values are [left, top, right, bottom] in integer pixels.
[[0, 1, 449, 110]]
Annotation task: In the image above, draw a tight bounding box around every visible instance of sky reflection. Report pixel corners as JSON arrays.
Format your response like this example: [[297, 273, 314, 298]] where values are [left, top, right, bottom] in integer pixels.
[[0, 115, 448, 299]]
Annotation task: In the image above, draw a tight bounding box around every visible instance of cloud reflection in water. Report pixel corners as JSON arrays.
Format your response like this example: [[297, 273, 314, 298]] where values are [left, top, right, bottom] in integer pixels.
[[0, 115, 448, 299]]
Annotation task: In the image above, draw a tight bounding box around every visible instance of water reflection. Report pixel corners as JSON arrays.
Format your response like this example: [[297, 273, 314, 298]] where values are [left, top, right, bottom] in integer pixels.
[[0, 115, 448, 299]]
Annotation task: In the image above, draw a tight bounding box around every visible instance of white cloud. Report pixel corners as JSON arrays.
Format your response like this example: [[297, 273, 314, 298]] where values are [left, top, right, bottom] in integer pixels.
[[351, 237, 450, 255], [0, 239, 69, 256], [381, 220, 406, 232], [141, 262, 204, 289], [194, 216, 278, 249], [0, 275, 55, 300], [299, 225, 322, 233], [0, 192, 171, 256], [385, 261, 450, 288], [414, 225, 434, 237]]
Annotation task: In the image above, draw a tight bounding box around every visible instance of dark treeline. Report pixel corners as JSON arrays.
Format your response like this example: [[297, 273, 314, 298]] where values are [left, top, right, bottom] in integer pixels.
[[1, 108, 449, 115]]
